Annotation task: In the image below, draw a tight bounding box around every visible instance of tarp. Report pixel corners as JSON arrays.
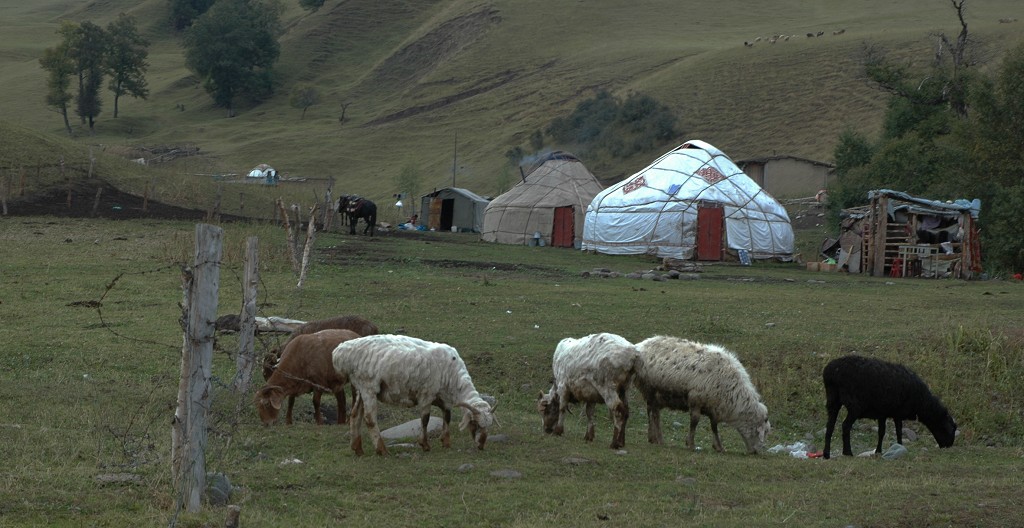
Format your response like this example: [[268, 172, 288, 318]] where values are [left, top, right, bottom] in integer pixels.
[[582, 140, 794, 260], [481, 151, 603, 247]]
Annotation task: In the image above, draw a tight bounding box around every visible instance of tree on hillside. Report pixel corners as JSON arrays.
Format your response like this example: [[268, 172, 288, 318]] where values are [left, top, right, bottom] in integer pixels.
[[539, 89, 678, 162], [184, 0, 282, 117], [299, 0, 326, 12], [831, 0, 1024, 272], [70, 21, 107, 131], [105, 13, 150, 118], [169, 0, 216, 31], [289, 84, 319, 119], [961, 42, 1024, 271], [39, 24, 76, 136]]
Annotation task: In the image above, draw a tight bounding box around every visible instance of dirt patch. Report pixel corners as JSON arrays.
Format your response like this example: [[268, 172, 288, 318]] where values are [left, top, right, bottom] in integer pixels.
[[3, 180, 245, 222]]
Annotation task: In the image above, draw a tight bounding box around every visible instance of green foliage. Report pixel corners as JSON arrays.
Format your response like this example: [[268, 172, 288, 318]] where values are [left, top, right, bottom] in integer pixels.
[[71, 21, 107, 130], [298, 0, 325, 12], [183, 0, 282, 115], [288, 84, 319, 119], [169, 0, 216, 31], [104, 14, 149, 119], [38, 23, 76, 135], [539, 89, 679, 162]]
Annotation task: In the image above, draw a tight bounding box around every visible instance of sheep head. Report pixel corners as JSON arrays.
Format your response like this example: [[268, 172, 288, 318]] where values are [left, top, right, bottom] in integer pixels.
[[536, 389, 560, 434], [738, 402, 771, 454], [458, 400, 496, 450], [254, 386, 285, 425]]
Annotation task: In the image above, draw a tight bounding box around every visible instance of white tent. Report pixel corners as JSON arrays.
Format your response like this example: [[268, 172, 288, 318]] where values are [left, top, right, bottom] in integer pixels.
[[247, 163, 276, 179], [582, 140, 794, 261]]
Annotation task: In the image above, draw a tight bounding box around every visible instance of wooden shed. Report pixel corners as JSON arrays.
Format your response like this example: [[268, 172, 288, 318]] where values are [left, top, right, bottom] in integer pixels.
[[837, 189, 982, 279]]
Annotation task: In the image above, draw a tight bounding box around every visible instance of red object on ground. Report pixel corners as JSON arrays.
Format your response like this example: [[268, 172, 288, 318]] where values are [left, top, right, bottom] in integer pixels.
[[807, 451, 824, 459], [1013, 273, 1022, 281]]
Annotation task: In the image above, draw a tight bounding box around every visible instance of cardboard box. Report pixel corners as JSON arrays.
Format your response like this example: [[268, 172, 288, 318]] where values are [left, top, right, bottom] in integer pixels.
[[806, 262, 820, 272], [820, 263, 837, 272]]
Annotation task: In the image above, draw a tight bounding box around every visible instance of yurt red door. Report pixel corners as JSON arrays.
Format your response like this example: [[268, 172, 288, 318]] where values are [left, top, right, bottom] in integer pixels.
[[696, 204, 724, 261], [552, 206, 575, 247]]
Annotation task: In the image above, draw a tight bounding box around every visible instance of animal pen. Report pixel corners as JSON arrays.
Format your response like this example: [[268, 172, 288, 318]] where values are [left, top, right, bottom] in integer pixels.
[[833, 189, 982, 279]]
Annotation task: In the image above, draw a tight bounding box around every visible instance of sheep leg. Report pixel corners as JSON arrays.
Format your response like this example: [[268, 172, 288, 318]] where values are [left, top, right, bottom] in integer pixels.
[[583, 402, 596, 442], [312, 391, 324, 425], [894, 418, 903, 445], [441, 407, 452, 449], [418, 410, 432, 452], [361, 396, 388, 456], [875, 418, 887, 453], [647, 404, 663, 445], [285, 395, 296, 425], [553, 390, 568, 436], [823, 399, 842, 459], [601, 387, 628, 449], [334, 389, 348, 425], [841, 412, 857, 456], [687, 408, 701, 451], [709, 418, 724, 453], [349, 395, 365, 456]]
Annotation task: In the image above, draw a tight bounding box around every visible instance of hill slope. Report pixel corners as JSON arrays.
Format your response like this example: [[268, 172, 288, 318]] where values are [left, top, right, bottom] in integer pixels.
[[1, 0, 1022, 209]]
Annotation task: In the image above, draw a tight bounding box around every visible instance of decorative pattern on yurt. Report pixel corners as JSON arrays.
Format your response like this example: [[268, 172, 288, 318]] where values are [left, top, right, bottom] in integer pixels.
[[583, 140, 794, 260], [481, 151, 604, 247]]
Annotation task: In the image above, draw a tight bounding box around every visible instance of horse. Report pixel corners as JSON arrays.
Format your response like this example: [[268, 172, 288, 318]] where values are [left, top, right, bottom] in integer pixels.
[[343, 196, 377, 236]]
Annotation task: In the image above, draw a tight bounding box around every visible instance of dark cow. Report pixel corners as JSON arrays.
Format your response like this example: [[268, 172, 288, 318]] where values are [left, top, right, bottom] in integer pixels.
[[343, 196, 377, 236]]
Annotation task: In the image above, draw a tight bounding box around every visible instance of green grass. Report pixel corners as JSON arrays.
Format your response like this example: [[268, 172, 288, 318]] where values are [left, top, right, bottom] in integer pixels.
[[1, 216, 1023, 526], [3, 0, 1024, 212]]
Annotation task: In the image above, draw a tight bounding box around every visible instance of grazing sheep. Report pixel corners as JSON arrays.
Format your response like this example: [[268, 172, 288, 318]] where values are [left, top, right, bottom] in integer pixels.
[[634, 336, 771, 454], [263, 315, 380, 380], [536, 333, 641, 449], [744, 41, 754, 47], [254, 329, 361, 426], [822, 355, 957, 459], [332, 334, 496, 456]]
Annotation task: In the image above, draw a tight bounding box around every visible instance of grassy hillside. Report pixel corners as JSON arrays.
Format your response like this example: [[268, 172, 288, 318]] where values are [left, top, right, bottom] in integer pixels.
[[1, 0, 1022, 210]]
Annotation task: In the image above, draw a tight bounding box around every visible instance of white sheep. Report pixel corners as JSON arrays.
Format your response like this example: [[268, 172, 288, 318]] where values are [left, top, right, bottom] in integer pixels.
[[332, 334, 495, 456], [536, 333, 641, 449], [635, 336, 770, 454]]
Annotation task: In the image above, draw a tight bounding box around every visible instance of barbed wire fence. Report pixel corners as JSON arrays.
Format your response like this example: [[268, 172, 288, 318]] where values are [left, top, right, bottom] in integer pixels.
[[85, 223, 319, 527]]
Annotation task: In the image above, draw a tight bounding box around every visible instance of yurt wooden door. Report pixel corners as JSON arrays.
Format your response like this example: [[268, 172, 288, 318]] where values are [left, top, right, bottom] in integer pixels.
[[552, 206, 575, 247], [696, 204, 724, 261]]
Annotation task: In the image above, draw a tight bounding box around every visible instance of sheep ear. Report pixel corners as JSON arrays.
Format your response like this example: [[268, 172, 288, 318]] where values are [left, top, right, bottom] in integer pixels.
[[537, 391, 544, 400], [266, 386, 284, 410]]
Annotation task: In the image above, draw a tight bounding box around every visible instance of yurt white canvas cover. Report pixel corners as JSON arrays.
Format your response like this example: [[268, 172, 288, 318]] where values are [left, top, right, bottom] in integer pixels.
[[418, 187, 489, 233], [583, 140, 794, 260], [481, 152, 603, 247]]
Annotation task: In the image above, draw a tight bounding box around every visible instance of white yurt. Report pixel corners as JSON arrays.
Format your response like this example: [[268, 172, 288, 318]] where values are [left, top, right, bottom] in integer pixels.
[[582, 140, 793, 261]]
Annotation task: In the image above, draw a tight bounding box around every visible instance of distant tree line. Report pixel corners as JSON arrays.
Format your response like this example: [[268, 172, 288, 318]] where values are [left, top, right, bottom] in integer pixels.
[[507, 90, 679, 167], [830, 0, 1024, 273], [39, 14, 149, 135]]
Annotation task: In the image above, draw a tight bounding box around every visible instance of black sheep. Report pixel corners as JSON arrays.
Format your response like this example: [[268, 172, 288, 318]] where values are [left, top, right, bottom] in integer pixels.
[[822, 355, 956, 459]]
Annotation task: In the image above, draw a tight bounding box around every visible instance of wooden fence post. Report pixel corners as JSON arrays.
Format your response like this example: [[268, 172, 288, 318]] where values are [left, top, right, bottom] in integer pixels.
[[233, 236, 259, 392], [171, 223, 223, 514], [297, 204, 318, 288]]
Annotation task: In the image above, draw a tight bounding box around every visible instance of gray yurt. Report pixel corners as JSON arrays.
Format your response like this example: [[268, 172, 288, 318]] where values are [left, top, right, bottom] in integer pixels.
[[481, 152, 603, 248]]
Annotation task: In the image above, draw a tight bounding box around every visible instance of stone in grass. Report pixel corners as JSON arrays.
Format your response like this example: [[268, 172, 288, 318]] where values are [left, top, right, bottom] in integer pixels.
[[206, 472, 232, 506], [882, 443, 908, 460], [381, 416, 444, 441]]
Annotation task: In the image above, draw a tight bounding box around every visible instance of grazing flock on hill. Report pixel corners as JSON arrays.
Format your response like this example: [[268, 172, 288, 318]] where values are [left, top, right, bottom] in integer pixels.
[[254, 314, 956, 460]]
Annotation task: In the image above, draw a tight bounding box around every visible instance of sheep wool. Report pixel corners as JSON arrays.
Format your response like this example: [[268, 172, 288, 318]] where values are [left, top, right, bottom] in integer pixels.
[[538, 332, 641, 449], [332, 334, 495, 456], [822, 354, 957, 459], [635, 335, 770, 454]]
